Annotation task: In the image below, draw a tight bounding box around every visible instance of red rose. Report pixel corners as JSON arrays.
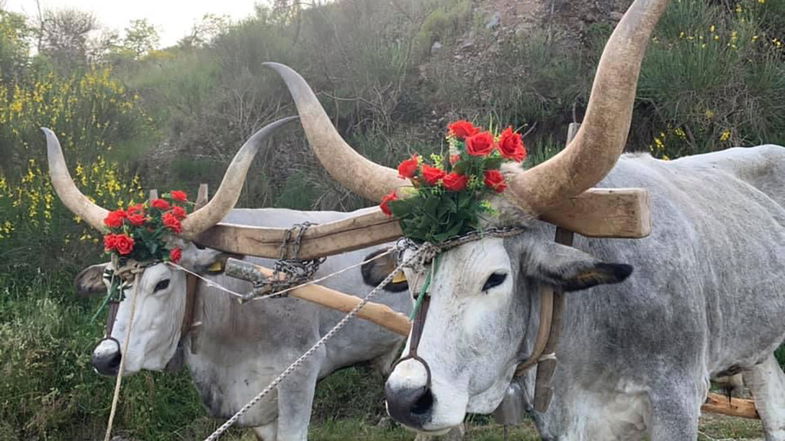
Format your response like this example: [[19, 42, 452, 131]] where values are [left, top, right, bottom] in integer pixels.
[[397, 155, 420, 179], [448, 120, 480, 140], [449, 154, 461, 165], [103, 234, 118, 251], [151, 198, 170, 210], [442, 173, 469, 191], [497, 127, 527, 162], [421, 165, 446, 185], [170, 190, 188, 202], [169, 247, 182, 263], [162, 212, 182, 233], [127, 203, 145, 215], [380, 191, 398, 216], [103, 209, 127, 228], [127, 213, 146, 226], [484, 169, 507, 193], [113, 234, 135, 255], [170, 206, 187, 220], [466, 132, 495, 157]]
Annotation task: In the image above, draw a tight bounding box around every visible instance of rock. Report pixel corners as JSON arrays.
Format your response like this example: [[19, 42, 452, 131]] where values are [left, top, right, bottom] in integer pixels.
[[486, 12, 501, 29], [430, 41, 443, 55], [610, 11, 624, 21]]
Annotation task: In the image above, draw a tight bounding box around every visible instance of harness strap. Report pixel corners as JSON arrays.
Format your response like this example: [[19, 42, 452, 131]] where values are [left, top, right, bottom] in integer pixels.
[[182, 273, 200, 354], [513, 227, 574, 413], [392, 295, 432, 387]]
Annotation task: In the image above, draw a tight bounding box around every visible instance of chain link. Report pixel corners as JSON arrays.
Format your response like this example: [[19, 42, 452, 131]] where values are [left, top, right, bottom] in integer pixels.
[[256, 222, 326, 298]]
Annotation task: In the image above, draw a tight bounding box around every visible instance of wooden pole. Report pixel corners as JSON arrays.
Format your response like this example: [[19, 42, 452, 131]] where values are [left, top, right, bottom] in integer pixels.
[[701, 393, 759, 419], [224, 258, 412, 337]]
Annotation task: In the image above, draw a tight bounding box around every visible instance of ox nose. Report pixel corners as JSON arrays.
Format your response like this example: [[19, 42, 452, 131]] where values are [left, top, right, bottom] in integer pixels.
[[92, 338, 121, 376], [384, 382, 435, 429]]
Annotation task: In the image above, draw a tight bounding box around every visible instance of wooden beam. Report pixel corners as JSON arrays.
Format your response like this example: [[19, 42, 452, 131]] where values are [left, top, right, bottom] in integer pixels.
[[540, 188, 651, 238], [701, 393, 759, 419], [195, 187, 650, 259], [224, 258, 412, 336]]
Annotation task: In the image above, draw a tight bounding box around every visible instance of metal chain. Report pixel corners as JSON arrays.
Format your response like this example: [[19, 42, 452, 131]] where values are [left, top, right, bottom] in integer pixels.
[[261, 222, 326, 297], [201, 245, 428, 441]]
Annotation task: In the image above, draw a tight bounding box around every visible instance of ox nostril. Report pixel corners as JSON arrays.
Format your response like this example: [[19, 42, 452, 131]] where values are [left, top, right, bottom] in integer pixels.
[[385, 383, 434, 428], [92, 349, 121, 376], [411, 388, 434, 415]]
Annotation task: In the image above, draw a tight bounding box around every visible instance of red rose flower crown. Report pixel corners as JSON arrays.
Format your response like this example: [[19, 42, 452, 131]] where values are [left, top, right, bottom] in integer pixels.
[[380, 120, 527, 243], [102, 190, 190, 264]]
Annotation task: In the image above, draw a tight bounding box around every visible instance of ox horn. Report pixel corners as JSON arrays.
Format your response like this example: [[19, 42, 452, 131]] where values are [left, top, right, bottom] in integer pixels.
[[43, 116, 297, 236], [43, 128, 110, 231], [264, 62, 403, 202], [505, 0, 669, 214]]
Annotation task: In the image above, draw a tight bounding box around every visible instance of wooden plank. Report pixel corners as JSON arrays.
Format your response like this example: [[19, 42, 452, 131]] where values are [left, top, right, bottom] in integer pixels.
[[701, 393, 759, 419], [195, 188, 650, 259], [540, 188, 652, 238], [196, 209, 403, 259], [224, 258, 412, 336]]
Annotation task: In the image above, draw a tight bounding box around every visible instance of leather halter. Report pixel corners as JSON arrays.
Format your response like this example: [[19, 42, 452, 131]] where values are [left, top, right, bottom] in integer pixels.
[[392, 295, 432, 387]]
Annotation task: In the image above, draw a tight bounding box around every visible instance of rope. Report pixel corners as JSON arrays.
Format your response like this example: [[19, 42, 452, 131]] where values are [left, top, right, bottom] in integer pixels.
[[201, 246, 427, 441], [103, 271, 142, 441], [165, 246, 397, 302]]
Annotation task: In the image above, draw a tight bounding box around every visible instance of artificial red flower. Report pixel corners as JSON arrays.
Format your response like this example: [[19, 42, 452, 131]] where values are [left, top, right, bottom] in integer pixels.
[[170, 206, 187, 220], [170, 190, 188, 202], [484, 169, 507, 193], [397, 155, 420, 179], [449, 154, 461, 165], [169, 247, 182, 263], [162, 212, 183, 233], [103, 209, 127, 228], [127, 213, 146, 226], [448, 120, 480, 140], [127, 203, 145, 215], [497, 127, 527, 162], [442, 173, 469, 191], [151, 198, 170, 210], [113, 234, 135, 255], [466, 132, 495, 157], [421, 165, 446, 185], [103, 234, 118, 251], [380, 191, 398, 216]]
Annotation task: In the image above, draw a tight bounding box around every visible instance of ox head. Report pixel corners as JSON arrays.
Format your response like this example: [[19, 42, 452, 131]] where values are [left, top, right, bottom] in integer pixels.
[[45, 117, 295, 376], [265, 0, 668, 433]]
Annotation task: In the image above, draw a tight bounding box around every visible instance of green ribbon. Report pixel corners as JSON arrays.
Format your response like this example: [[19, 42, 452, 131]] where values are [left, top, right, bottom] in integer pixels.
[[409, 254, 440, 320]]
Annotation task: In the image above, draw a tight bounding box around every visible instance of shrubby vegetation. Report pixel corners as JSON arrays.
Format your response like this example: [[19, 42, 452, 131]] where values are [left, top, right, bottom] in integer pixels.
[[0, 0, 783, 439]]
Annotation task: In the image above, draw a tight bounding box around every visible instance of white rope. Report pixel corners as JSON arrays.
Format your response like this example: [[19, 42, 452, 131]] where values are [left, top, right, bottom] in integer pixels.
[[166, 246, 397, 302], [103, 272, 142, 441], [201, 246, 425, 441]]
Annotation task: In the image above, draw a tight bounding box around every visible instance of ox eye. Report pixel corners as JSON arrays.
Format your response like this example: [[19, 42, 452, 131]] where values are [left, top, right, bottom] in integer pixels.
[[154, 279, 170, 292], [482, 273, 507, 291]]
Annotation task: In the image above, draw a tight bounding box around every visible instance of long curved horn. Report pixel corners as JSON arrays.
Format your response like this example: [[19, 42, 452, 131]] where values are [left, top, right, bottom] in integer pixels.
[[505, 0, 669, 214], [180, 116, 298, 238], [264, 62, 403, 202], [43, 128, 110, 231]]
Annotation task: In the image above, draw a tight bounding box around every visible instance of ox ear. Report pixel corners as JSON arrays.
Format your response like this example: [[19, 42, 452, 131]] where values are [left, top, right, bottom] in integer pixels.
[[74, 263, 109, 296], [361, 248, 409, 292], [528, 242, 633, 292]]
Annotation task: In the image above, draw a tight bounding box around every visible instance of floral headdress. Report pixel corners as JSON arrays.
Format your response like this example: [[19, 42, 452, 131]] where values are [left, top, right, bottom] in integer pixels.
[[380, 120, 527, 243], [102, 190, 191, 264]]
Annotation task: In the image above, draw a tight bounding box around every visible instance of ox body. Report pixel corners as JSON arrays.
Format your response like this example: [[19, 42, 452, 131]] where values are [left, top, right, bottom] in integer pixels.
[[384, 145, 785, 440], [81, 206, 412, 441]]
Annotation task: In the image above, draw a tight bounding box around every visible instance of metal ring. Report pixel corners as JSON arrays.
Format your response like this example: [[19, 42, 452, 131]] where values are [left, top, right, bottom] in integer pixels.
[[391, 354, 432, 389]]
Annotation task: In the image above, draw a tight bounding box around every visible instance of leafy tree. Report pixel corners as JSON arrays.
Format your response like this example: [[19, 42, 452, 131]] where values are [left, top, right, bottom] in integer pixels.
[[123, 18, 159, 58], [38, 8, 97, 70], [0, 9, 31, 85]]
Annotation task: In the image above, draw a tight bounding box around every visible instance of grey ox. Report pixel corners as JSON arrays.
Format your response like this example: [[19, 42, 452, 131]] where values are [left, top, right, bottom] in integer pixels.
[[264, 0, 785, 439], [44, 119, 412, 441]]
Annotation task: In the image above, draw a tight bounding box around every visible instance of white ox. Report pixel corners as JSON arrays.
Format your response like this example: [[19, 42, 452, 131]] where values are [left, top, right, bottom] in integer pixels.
[[45, 121, 412, 441], [264, 0, 785, 439]]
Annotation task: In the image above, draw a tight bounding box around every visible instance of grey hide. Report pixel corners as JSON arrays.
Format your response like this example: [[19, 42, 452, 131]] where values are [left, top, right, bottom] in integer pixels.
[[386, 145, 785, 441]]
